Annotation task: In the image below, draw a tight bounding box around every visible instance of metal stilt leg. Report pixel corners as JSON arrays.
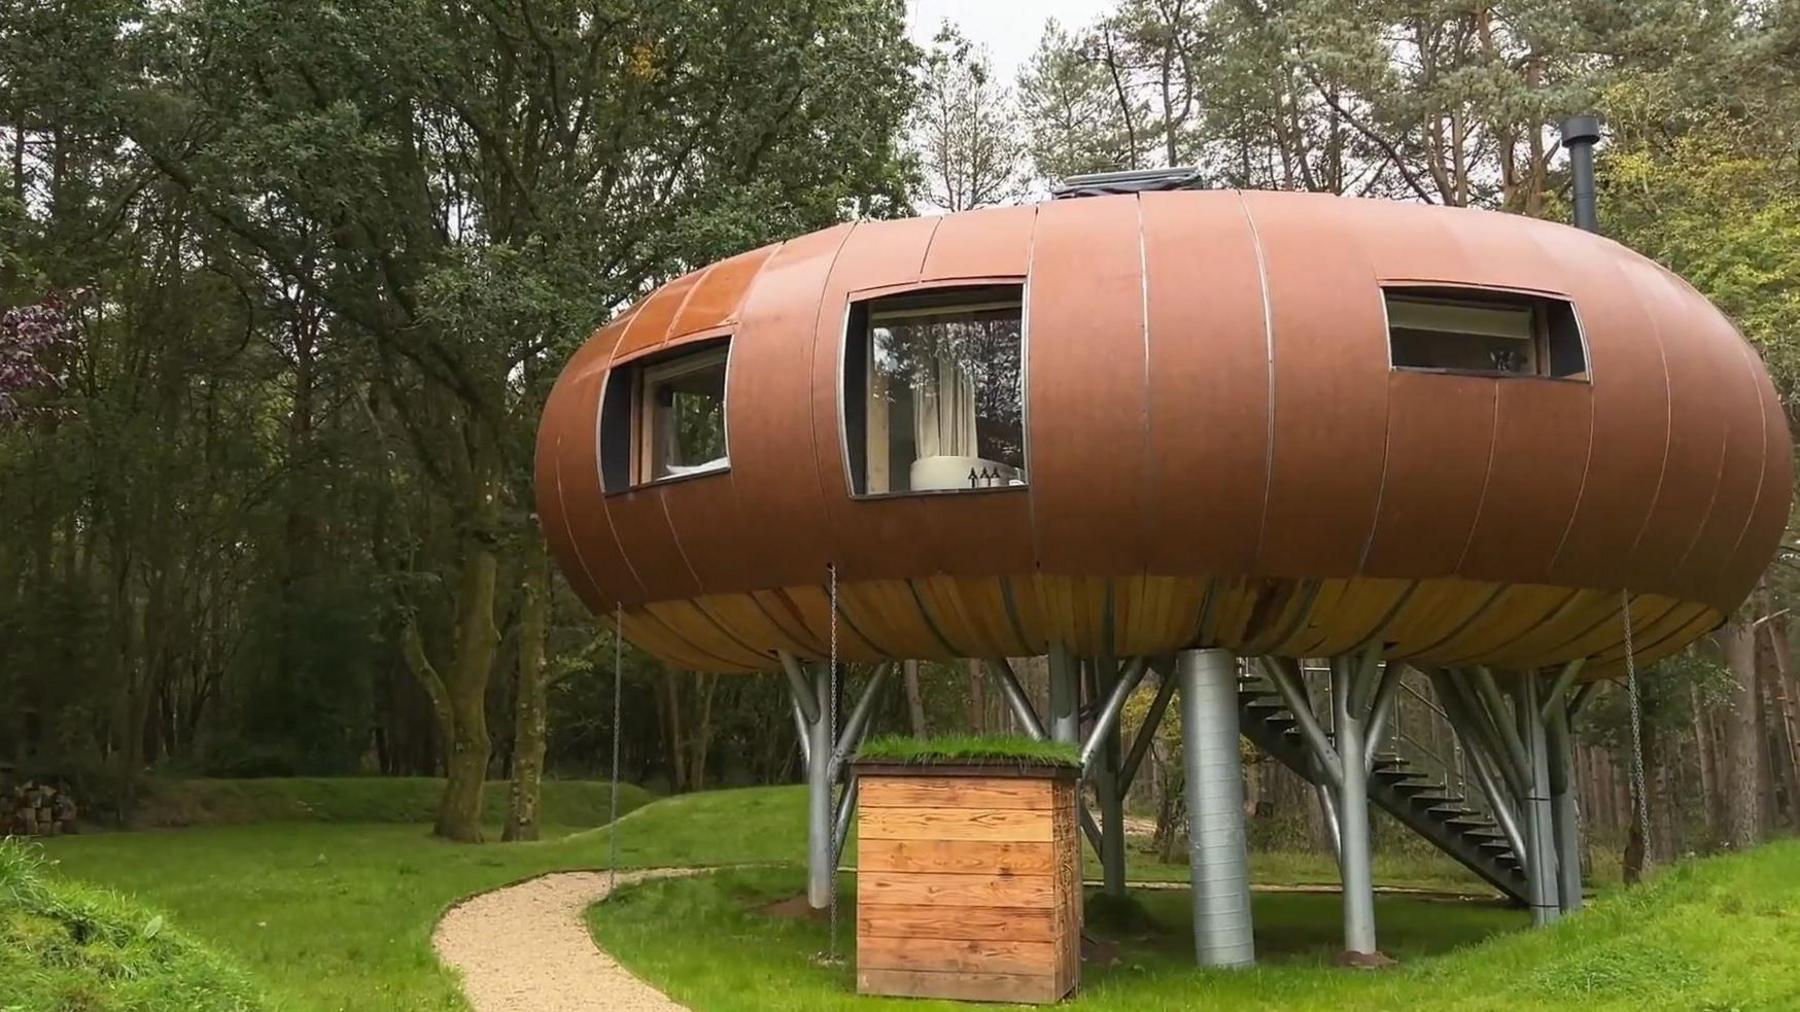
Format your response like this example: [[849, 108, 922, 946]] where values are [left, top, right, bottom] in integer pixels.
[[1331, 656, 1379, 957], [1179, 648, 1255, 967]]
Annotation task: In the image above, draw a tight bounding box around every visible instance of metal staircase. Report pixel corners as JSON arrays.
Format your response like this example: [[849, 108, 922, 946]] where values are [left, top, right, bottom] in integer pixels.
[[1236, 672, 1530, 905]]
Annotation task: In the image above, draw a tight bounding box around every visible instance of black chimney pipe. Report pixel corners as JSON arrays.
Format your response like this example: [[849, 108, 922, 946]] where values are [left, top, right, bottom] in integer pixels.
[[1560, 115, 1602, 234]]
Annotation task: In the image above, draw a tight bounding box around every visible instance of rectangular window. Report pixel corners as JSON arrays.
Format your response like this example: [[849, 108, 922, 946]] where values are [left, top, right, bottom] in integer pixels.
[[844, 285, 1026, 495], [1385, 288, 1587, 380], [600, 338, 731, 491]]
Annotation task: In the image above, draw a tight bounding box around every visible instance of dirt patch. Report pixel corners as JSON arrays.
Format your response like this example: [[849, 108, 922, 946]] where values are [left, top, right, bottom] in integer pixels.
[[758, 892, 829, 921]]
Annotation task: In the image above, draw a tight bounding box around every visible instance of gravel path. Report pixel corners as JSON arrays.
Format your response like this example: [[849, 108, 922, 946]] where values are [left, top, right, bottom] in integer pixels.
[[434, 868, 698, 1012]]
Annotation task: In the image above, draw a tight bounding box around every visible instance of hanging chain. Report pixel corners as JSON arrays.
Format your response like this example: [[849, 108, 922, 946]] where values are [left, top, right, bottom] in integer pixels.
[[1622, 588, 1652, 871], [609, 601, 624, 892], [827, 563, 841, 960]]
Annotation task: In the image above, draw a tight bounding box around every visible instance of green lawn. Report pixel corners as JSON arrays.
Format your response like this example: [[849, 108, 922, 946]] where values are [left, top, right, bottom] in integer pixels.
[[32, 780, 1790, 1011], [2, 842, 262, 1012], [591, 842, 1800, 1011]]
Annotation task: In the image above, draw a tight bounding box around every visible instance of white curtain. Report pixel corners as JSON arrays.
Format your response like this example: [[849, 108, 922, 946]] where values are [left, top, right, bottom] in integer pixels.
[[913, 351, 977, 458]]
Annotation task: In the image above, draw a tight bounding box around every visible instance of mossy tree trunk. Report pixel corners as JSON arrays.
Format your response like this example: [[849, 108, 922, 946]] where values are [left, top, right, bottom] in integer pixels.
[[504, 544, 550, 842], [405, 535, 499, 843]]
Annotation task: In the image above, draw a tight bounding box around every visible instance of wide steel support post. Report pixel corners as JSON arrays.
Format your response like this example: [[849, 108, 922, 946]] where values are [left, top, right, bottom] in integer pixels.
[[1178, 648, 1255, 967], [1547, 704, 1583, 913], [806, 664, 834, 909], [1518, 677, 1560, 925], [1331, 656, 1379, 957]]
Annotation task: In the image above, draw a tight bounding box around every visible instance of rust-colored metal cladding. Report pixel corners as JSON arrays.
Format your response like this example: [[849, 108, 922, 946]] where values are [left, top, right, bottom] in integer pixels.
[[537, 191, 1792, 677]]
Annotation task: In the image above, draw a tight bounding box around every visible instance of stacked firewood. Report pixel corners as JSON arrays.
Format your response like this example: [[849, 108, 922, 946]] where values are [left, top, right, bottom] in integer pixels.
[[8, 782, 78, 836]]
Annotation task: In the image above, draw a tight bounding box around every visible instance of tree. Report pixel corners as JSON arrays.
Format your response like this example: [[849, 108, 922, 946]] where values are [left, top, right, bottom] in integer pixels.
[[912, 23, 1024, 211]]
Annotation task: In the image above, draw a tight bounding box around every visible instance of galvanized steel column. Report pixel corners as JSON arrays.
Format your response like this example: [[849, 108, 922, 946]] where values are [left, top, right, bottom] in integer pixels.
[[1178, 648, 1256, 967], [1520, 676, 1561, 925], [807, 664, 834, 909], [1331, 656, 1378, 956], [1547, 704, 1583, 913]]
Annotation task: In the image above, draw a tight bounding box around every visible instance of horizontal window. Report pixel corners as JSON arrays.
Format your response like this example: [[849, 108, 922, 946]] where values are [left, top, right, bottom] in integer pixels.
[[844, 285, 1027, 495], [1386, 288, 1587, 380], [599, 337, 730, 491]]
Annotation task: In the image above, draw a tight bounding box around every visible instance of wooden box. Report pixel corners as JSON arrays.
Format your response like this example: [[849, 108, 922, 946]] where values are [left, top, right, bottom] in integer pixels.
[[854, 763, 1080, 1004]]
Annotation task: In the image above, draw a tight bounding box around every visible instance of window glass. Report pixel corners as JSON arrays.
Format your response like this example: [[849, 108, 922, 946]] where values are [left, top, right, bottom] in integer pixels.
[[859, 294, 1025, 494], [1386, 290, 1586, 379], [638, 345, 728, 483]]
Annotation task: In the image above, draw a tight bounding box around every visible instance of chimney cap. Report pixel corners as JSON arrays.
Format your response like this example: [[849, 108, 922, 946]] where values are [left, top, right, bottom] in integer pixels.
[[1560, 115, 1602, 148]]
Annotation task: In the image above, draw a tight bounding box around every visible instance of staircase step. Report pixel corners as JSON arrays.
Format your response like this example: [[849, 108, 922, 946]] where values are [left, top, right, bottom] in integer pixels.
[[1407, 793, 1464, 807]]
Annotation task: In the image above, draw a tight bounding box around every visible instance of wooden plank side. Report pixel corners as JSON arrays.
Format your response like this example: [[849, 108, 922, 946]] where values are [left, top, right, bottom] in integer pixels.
[[857, 871, 1055, 907], [858, 839, 1057, 876], [858, 935, 1056, 976], [858, 968, 1061, 1004], [857, 904, 1058, 943], [859, 807, 1054, 842], [860, 777, 1056, 811]]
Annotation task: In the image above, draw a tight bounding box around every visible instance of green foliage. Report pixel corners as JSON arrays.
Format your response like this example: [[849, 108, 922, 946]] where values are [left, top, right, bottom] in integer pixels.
[[0, 840, 266, 1012], [857, 733, 1080, 766]]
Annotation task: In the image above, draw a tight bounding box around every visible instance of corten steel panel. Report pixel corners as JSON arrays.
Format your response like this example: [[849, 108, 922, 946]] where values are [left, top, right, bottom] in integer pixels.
[[921, 203, 1037, 280], [549, 319, 650, 609], [1718, 352, 1794, 608], [657, 247, 785, 595], [809, 217, 938, 580], [660, 471, 761, 593], [725, 223, 854, 590], [1361, 371, 1494, 577], [1675, 321, 1768, 587], [1619, 258, 1731, 599], [611, 269, 704, 362], [538, 343, 603, 612], [911, 207, 1041, 577], [599, 484, 705, 603], [670, 242, 780, 340], [1140, 191, 1269, 577], [1544, 233, 1672, 596], [1242, 191, 1389, 578], [1026, 195, 1150, 576], [1456, 379, 1592, 585], [1345, 193, 1476, 284]]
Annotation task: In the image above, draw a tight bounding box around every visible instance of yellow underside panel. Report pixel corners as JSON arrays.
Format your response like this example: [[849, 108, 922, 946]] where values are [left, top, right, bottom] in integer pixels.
[[619, 573, 1720, 677]]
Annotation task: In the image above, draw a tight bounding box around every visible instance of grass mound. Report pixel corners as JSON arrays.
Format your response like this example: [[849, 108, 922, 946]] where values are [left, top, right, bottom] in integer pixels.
[[130, 776, 656, 829], [0, 839, 265, 1011], [857, 733, 1080, 766]]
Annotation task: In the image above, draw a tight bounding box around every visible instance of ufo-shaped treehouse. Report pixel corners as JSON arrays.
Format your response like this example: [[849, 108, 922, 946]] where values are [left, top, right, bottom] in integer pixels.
[[537, 186, 1790, 967]]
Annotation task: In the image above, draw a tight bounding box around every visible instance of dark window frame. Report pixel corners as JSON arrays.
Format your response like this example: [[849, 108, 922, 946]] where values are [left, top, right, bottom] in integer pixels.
[[599, 334, 733, 494], [842, 282, 1030, 500], [1383, 285, 1590, 382]]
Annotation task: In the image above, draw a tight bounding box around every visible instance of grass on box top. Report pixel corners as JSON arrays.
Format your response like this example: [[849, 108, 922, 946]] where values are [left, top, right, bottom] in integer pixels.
[[856, 733, 1080, 767], [1, 839, 266, 1011]]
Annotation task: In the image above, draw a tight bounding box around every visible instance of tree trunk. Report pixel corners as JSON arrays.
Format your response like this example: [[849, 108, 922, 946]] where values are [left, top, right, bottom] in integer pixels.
[[1691, 681, 1721, 847], [660, 676, 686, 792], [404, 540, 500, 844], [1716, 616, 1763, 850], [689, 673, 718, 791], [968, 660, 986, 734], [1767, 615, 1800, 831], [903, 659, 927, 737], [503, 544, 550, 842]]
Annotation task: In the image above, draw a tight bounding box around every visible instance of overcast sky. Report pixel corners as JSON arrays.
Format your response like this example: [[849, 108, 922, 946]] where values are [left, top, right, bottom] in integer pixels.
[[905, 0, 1112, 83]]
